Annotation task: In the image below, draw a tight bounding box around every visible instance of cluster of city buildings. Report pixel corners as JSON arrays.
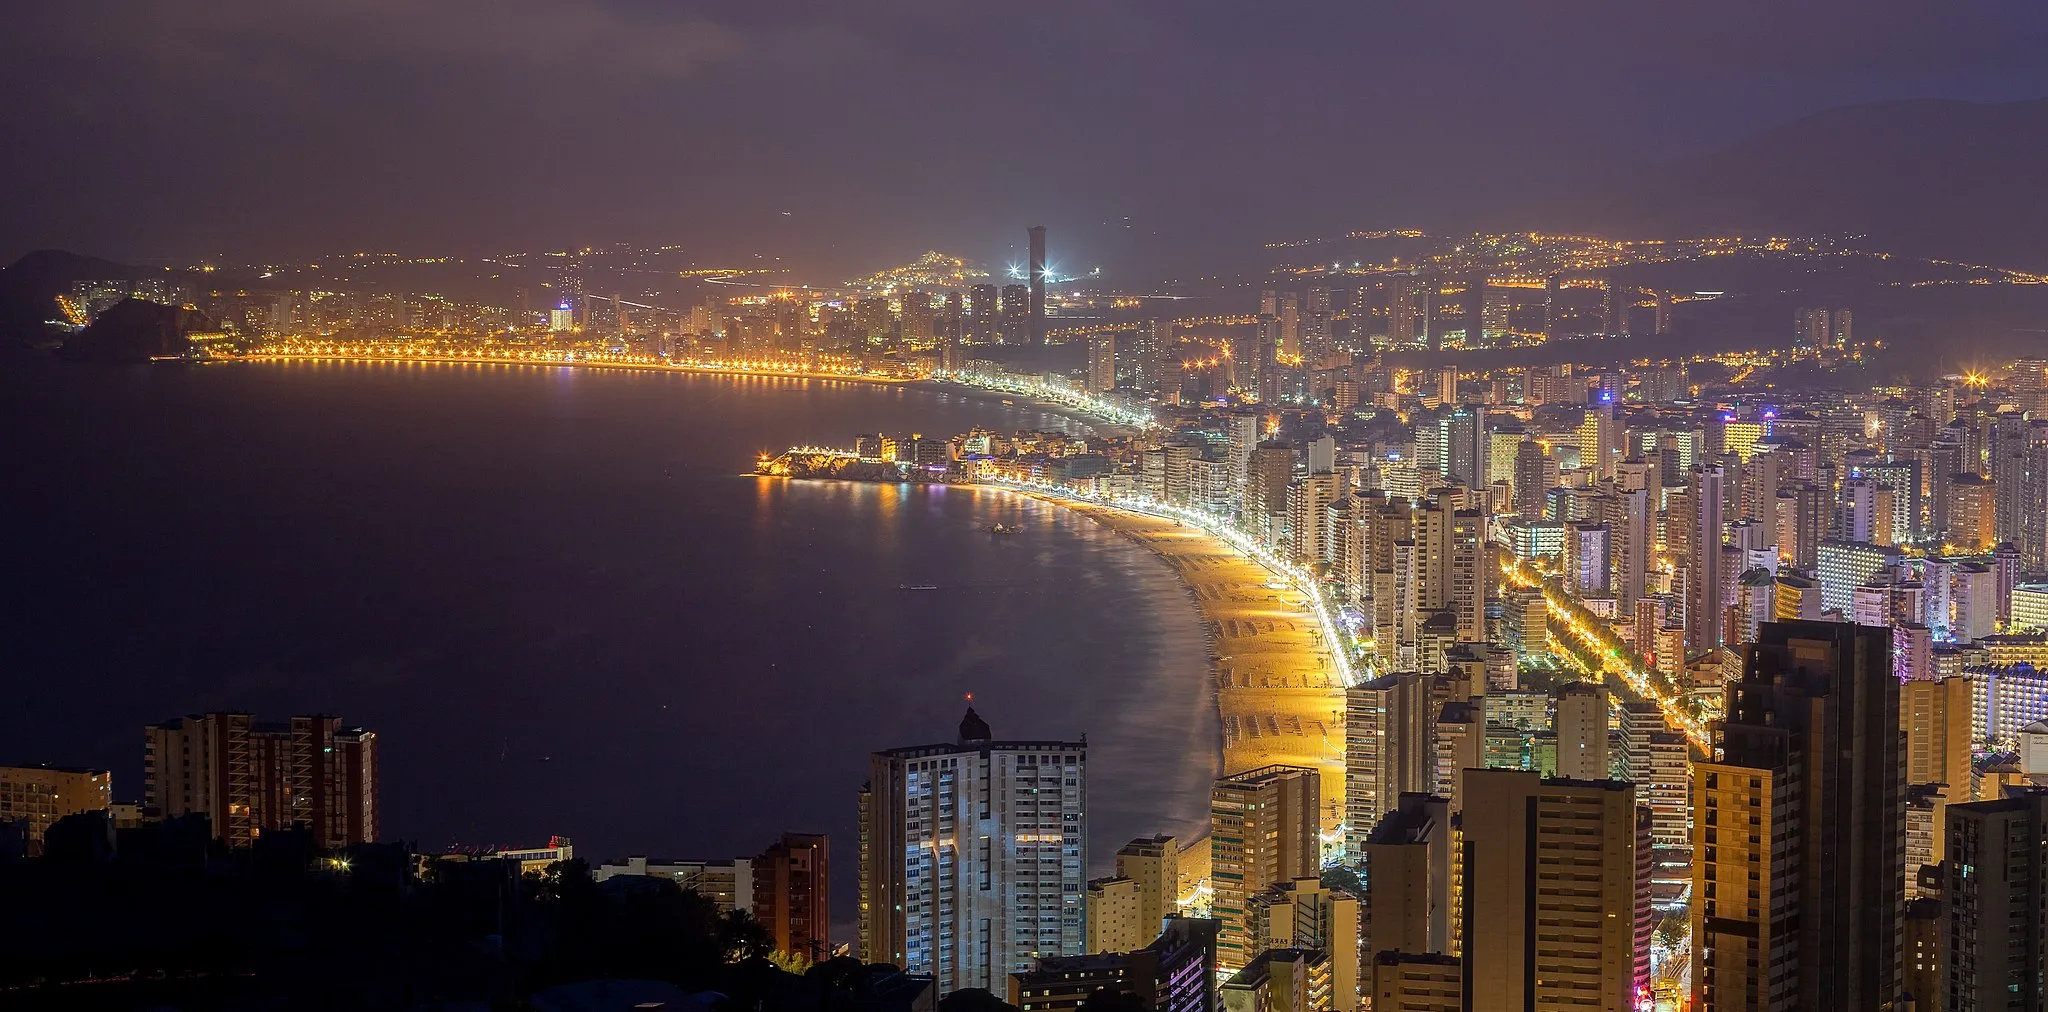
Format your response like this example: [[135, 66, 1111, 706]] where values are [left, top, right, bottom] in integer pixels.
[[2, 711, 378, 857], [791, 326, 2048, 1010], [98, 229, 1861, 395], [88, 229, 1069, 370], [30, 249, 2048, 1009], [4, 710, 836, 966]]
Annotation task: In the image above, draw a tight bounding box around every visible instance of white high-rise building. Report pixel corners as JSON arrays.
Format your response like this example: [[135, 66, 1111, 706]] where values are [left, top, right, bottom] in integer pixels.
[[1225, 413, 1262, 505], [859, 708, 1087, 993], [1308, 434, 1337, 475], [1287, 471, 1346, 565]]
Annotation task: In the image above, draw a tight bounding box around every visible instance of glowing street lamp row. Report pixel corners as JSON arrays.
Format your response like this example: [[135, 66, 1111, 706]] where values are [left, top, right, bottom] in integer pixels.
[[944, 370, 1159, 430], [1500, 557, 1712, 754], [981, 476, 1360, 689]]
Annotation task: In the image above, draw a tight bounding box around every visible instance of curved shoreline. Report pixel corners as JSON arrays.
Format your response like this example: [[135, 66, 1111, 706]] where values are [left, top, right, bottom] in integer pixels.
[[921, 380, 1126, 437], [1004, 491, 1348, 834], [217, 355, 1135, 433], [223, 353, 919, 386]]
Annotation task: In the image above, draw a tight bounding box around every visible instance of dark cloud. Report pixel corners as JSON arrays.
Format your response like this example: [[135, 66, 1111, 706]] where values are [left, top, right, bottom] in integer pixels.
[[4, 1, 2046, 277]]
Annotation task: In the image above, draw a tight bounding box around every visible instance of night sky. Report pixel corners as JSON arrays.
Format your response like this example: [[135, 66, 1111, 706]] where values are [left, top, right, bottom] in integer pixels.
[[6, 2, 2048, 276]]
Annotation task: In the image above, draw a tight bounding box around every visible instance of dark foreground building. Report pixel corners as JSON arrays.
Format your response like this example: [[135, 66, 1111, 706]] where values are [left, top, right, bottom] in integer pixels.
[[1693, 620, 1903, 1012]]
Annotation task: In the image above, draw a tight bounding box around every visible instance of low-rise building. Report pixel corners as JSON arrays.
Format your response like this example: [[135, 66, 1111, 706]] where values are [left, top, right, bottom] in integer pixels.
[[0, 765, 110, 853]]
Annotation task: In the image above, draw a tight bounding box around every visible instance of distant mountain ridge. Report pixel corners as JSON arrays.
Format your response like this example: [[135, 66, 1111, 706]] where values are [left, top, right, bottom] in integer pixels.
[[0, 249, 170, 347], [0, 250, 225, 361], [1583, 98, 2048, 269], [55, 298, 210, 363]]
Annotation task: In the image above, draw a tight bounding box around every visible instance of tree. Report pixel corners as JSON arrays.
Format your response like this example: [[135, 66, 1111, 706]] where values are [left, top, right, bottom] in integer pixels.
[[1655, 917, 1687, 950], [717, 909, 774, 964], [1320, 865, 1365, 897]]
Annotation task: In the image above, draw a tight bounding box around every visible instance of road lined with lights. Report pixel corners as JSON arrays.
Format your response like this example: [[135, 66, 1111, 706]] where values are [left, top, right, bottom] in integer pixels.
[[1500, 556, 1711, 754], [238, 348, 921, 383]]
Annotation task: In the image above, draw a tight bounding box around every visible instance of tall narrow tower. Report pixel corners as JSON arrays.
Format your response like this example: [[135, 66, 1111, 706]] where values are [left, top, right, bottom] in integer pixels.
[[1028, 225, 1048, 346], [1687, 464, 1726, 653], [1692, 620, 1902, 1012], [1210, 764, 1321, 970]]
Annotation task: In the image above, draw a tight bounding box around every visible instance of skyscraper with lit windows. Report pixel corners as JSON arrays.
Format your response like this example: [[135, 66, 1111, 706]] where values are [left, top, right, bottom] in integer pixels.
[[1210, 765, 1320, 971], [859, 708, 1087, 993], [968, 283, 999, 344], [1686, 464, 1726, 653], [1461, 769, 1645, 1012], [1087, 333, 1116, 394]]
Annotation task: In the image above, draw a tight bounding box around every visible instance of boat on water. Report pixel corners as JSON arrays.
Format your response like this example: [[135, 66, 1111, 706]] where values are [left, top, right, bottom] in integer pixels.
[[988, 523, 1020, 535], [899, 584, 940, 591]]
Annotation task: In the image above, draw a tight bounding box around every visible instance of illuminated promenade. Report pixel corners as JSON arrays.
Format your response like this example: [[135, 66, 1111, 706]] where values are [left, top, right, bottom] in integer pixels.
[[1001, 490, 1351, 833], [233, 348, 918, 385], [228, 352, 1156, 430]]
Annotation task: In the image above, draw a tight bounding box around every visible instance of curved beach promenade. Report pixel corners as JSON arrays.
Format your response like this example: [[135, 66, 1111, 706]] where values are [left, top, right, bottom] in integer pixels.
[[1044, 498, 1348, 831]]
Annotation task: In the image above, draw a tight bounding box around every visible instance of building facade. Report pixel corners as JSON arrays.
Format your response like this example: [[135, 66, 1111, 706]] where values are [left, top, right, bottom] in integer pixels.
[[0, 765, 110, 852], [1461, 769, 1645, 1011], [1692, 621, 1903, 1012], [1943, 790, 2047, 1011], [756, 832, 831, 961], [1211, 766, 1321, 971], [859, 708, 1087, 993], [143, 712, 377, 848]]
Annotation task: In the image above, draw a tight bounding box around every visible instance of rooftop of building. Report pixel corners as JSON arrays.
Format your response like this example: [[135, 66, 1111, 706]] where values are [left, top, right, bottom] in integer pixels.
[[1353, 672, 1420, 692], [1017, 952, 1137, 978], [1214, 764, 1320, 788], [1365, 794, 1449, 846], [1437, 701, 1479, 725], [1468, 769, 1638, 793], [599, 855, 745, 870], [1960, 661, 2048, 676], [1116, 834, 1175, 854], [1251, 876, 1342, 901], [873, 706, 1085, 758], [1950, 786, 2048, 814], [1373, 950, 1460, 967], [1222, 948, 1324, 988], [873, 738, 1087, 760]]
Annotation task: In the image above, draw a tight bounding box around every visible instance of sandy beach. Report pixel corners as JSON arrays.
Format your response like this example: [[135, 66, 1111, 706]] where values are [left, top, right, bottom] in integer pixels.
[[1044, 498, 1349, 835]]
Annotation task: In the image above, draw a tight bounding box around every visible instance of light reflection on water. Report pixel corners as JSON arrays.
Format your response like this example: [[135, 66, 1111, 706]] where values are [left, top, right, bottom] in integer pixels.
[[0, 360, 1218, 944]]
